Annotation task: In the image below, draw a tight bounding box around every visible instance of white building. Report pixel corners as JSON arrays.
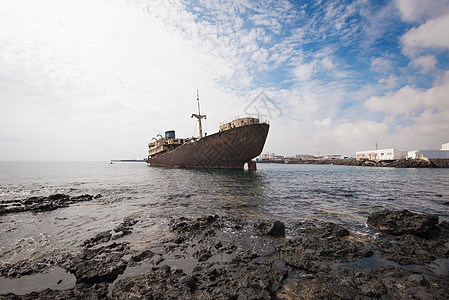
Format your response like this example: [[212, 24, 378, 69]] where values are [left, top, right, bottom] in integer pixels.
[[259, 152, 275, 161], [408, 142, 449, 159], [356, 148, 407, 161], [324, 154, 341, 159]]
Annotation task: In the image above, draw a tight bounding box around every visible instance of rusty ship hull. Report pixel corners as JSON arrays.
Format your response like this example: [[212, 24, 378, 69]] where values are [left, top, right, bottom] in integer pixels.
[[147, 123, 269, 170]]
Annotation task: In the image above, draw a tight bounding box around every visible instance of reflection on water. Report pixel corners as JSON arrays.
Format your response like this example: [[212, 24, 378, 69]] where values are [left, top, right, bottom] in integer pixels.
[[0, 161, 448, 263]]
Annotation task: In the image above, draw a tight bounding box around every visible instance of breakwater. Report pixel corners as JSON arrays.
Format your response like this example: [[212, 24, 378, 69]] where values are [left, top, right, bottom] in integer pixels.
[[260, 158, 449, 168]]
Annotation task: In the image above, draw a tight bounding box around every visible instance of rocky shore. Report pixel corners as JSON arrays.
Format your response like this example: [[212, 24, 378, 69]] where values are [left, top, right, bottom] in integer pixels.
[[261, 158, 449, 168], [0, 193, 102, 216], [1, 194, 448, 299]]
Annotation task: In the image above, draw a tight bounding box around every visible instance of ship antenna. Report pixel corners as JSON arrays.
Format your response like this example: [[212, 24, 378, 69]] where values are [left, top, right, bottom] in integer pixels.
[[191, 90, 207, 138]]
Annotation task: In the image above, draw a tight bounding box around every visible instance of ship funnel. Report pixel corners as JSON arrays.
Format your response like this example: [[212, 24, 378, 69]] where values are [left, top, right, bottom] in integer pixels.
[[165, 130, 175, 139]]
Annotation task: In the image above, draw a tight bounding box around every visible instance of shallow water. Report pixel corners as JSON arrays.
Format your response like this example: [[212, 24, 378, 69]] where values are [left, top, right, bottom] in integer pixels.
[[1, 161, 448, 263]]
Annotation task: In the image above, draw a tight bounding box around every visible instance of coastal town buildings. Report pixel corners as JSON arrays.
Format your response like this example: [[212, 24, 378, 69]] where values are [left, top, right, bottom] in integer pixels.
[[258, 152, 274, 161], [260, 142, 449, 162], [295, 154, 315, 160], [356, 149, 407, 160], [407, 142, 449, 159]]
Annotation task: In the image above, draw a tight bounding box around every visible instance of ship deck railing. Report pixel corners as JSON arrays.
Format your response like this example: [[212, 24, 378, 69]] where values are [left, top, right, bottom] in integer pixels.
[[219, 115, 270, 127]]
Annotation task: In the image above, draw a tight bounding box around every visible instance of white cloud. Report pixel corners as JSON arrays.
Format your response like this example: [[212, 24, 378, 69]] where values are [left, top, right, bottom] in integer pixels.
[[402, 14, 449, 56], [292, 61, 316, 82], [411, 55, 437, 73], [395, 0, 449, 22], [365, 86, 422, 116], [320, 57, 335, 71], [379, 74, 399, 89], [366, 71, 449, 115], [371, 57, 393, 73]]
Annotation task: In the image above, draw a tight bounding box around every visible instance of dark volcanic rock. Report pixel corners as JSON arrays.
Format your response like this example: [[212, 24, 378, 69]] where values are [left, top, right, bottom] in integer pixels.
[[112, 260, 288, 299], [47, 193, 70, 201], [0, 259, 55, 278], [59, 242, 129, 284], [128, 249, 156, 266], [0, 283, 109, 300], [3, 214, 449, 299], [193, 248, 212, 261], [374, 233, 449, 265], [278, 220, 372, 273], [280, 158, 449, 168], [0, 194, 97, 216], [113, 217, 139, 239], [278, 265, 449, 300], [82, 230, 112, 248], [70, 194, 93, 201], [255, 220, 286, 237], [367, 210, 449, 265], [191, 260, 287, 299], [169, 215, 220, 236], [112, 265, 193, 299], [367, 209, 439, 237]]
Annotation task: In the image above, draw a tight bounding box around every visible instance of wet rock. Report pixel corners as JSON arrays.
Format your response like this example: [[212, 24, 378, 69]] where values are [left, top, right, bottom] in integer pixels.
[[255, 220, 285, 237], [82, 230, 112, 248], [277, 265, 449, 300], [367, 210, 449, 265], [367, 209, 438, 237], [70, 194, 93, 201], [0, 194, 98, 216], [113, 217, 138, 239], [179, 275, 196, 292], [440, 221, 449, 230], [0, 259, 55, 278], [3, 214, 449, 299], [169, 215, 219, 236], [114, 217, 138, 233], [47, 194, 70, 201], [278, 221, 370, 273], [374, 231, 449, 265], [190, 260, 288, 299], [59, 242, 129, 284], [112, 265, 194, 299], [293, 220, 350, 238], [193, 249, 212, 261], [128, 249, 155, 266], [0, 282, 109, 299]]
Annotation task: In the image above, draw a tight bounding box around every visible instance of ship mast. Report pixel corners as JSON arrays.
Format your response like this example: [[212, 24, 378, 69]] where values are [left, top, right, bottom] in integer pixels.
[[191, 90, 206, 139]]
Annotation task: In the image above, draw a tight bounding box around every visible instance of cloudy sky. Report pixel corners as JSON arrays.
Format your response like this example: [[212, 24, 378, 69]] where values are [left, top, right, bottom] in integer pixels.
[[1, 0, 449, 160]]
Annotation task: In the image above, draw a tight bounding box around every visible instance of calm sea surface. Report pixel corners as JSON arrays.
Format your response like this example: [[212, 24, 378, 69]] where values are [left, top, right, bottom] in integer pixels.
[[1, 161, 448, 263]]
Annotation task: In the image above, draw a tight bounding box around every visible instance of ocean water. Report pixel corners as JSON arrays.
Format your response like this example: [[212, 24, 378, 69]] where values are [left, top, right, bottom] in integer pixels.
[[1, 161, 448, 264]]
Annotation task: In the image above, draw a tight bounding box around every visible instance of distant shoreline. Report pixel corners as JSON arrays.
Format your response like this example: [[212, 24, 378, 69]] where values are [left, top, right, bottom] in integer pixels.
[[258, 158, 449, 168], [110, 159, 146, 163]]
